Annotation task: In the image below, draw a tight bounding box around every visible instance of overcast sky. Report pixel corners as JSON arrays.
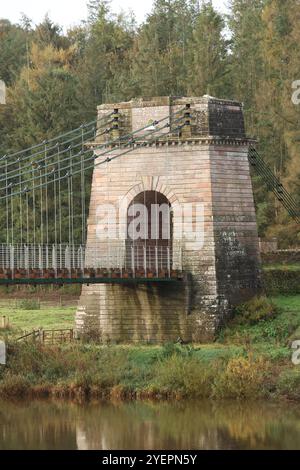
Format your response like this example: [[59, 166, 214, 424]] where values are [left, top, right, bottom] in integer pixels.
[[0, 1, 229, 29]]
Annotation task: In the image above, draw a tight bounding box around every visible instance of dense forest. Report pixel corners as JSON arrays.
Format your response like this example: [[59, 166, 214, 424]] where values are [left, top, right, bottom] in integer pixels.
[[0, 0, 299, 247]]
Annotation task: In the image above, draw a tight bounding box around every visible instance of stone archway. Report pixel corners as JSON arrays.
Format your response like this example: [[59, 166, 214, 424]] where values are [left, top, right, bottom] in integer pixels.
[[126, 190, 173, 273], [123, 176, 180, 207]]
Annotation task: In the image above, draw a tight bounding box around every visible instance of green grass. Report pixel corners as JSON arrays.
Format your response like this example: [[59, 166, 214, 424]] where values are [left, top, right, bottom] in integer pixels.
[[0, 294, 299, 347], [0, 294, 299, 401], [1, 294, 299, 350], [271, 295, 300, 311], [263, 263, 300, 271], [0, 306, 75, 336], [219, 296, 300, 347]]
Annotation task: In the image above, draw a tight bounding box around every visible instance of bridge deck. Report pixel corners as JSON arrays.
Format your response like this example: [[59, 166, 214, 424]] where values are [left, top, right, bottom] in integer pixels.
[[0, 268, 184, 285]]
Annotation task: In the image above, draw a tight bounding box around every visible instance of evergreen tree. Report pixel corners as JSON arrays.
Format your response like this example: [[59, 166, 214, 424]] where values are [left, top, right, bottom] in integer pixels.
[[0, 19, 32, 86], [74, 1, 134, 119], [130, 0, 198, 96], [34, 15, 70, 49], [188, 1, 229, 97], [3, 43, 81, 152], [257, 0, 300, 245]]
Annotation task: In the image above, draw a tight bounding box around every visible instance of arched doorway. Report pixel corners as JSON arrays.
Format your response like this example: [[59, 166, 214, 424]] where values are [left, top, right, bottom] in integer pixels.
[[126, 191, 173, 274]]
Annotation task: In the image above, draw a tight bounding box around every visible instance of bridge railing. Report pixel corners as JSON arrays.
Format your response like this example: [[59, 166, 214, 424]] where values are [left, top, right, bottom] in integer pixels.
[[0, 241, 182, 279]]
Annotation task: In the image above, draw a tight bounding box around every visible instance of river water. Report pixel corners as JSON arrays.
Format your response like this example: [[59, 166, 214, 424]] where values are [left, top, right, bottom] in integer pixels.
[[0, 399, 300, 450]]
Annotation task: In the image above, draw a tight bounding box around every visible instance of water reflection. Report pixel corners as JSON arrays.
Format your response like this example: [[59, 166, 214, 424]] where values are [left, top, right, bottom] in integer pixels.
[[0, 400, 300, 450]]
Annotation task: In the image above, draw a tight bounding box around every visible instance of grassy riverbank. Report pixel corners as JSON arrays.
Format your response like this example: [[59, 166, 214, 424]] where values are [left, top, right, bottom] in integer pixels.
[[0, 295, 300, 402], [0, 304, 74, 335]]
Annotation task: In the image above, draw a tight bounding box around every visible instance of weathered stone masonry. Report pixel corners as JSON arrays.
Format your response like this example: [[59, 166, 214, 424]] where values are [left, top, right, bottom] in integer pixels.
[[75, 96, 262, 343]]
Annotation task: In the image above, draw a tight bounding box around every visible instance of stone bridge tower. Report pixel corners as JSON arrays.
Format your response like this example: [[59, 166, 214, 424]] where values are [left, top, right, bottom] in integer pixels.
[[75, 96, 262, 343]]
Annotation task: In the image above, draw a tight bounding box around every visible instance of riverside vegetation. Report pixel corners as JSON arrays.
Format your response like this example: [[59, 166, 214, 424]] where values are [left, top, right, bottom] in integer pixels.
[[0, 293, 300, 402]]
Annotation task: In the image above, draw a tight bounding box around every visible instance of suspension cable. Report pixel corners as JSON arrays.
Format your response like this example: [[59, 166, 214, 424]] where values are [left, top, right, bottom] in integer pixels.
[[5, 161, 9, 245], [0, 111, 114, 164], [0, 112, 187, 198], [0, 124, 105, 183], [0, 110, 187, 248], [0, 108, 186, 186], [81, 126, 86, 246], [249, 146, 300, 223]]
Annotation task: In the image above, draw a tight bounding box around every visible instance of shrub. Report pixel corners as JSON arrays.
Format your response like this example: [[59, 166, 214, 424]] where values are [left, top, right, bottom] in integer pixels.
[[264, 270, 300, 295], [276, 368, 300, 400], [161, 342, 194, 359], [212, 355, 271, 399], [0, 341, 298, 402], [220, 310, 300, 347], [154, 354, 215, 398], [232, 296, 279, 326], [0, 373, 31, 398], [0, 342, 131, 397]]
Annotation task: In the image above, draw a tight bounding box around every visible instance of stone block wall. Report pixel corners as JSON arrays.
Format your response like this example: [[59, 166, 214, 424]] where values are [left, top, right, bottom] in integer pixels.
[[75, 96, 261, 343], [210, 145, 262, 310]]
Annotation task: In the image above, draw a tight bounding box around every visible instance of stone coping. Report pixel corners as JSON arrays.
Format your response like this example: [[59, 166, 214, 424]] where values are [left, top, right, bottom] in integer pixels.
[[87, 136, 256, 149], [97, 96, 244, 110]]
